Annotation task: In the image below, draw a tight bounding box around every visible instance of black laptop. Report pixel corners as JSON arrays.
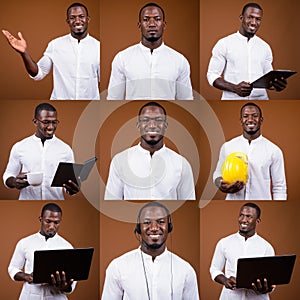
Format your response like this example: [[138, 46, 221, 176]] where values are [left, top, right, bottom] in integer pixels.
[[236, 254, 296, 289], [33, 248, 94, 284]]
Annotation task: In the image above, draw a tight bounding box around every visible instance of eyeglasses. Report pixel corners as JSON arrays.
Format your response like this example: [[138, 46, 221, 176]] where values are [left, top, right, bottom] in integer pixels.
[[138, 117, 166, 125], [36, 119, 60, 126]]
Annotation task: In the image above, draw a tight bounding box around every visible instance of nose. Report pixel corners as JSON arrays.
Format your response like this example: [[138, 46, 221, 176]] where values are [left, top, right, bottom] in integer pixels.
[[149, 221, 159, 231], [148, 17, 156, 26]]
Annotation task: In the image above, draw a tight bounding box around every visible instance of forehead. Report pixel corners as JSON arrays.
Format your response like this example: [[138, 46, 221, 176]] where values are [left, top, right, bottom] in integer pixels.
[[140, 106, 165, 116], [37, 110, 57, 119], [140, 206, 168, 220], [68, 6, 87, 16], [241, 105, 260, 116], [141, 6, 163, 17], [42, 210, 62, 220], [244, 7, 263, 17], [240, 206, 257, 217]]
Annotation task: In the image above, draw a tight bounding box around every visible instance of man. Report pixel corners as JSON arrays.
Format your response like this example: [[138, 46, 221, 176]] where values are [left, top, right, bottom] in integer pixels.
[[104, 101, 195, 200], [207, 3, 286, 100], [210, 202, 275, 299], [3, 102, 80, 200], [2, 2, 100, 100], [107, 2, 193, 100], [8, 203, 76, 299], [213, 102, 286, 200], [101, 202, 199, 299]]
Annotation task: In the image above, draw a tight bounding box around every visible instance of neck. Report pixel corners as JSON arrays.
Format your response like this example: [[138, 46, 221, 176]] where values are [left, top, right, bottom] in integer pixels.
[[141, 37, 163, 51], [140, 139, 164, 156], [141, 242, 166, 261], [239, 230, 255, 240], [243, 131, 260, 143]]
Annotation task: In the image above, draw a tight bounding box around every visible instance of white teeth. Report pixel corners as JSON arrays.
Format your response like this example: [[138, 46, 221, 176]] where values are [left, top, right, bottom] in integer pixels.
[[150, 234, 159, 238], [241, 224, 247, 228]]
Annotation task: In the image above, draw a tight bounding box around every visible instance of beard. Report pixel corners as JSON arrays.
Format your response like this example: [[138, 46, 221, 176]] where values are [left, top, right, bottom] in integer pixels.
[[142, 239, 164, 250], [141, 134, 163, 146], [143, 34, 161, 43]]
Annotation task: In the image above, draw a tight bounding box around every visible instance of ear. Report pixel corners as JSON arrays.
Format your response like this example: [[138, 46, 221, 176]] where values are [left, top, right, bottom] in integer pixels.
[[256, 218, 261, 224], [260, 116, 264, 124], [38, 216, 42, 222], [137, 22, 141, 29], [87, 16, 91, 23], [33, 118, 38, 126], [239, 14, 243, 22], [164, 121, 168, 129], [136, 120, 140, 129]]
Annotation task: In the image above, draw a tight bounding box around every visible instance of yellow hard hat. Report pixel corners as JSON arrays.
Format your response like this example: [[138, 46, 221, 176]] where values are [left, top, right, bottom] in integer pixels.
[[221, 152, 248, 184]]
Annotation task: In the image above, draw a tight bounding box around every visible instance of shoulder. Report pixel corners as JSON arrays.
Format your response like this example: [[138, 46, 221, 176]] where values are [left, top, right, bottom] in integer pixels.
[[260, 136, 283, 151], [108, 249, 139, 267]]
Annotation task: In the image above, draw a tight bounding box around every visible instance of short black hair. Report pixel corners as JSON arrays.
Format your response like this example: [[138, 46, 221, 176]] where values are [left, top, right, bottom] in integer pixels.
[[67, 2, 89, 17], [240, 102, 263, 118], [139, 2, 165, 21], [242, 2, 263, 15], [138, 101, 167, 116], [137, 202, 171, 220], [41, 203, 62, 217], [34, 103, 57, 119], [242, 202, 261, 219]]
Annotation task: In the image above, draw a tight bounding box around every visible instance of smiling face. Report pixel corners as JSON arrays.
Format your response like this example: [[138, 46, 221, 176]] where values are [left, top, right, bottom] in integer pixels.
[[240, 105, 263, 140], [138, 105, 167, 151], [39, 210, 62, 239], [138, 5, 166, 47], [238, 206, 260, 238], [239, 7, 263, 38], [66, 6, 90, 40], [139, 205, 169, 256], [34, 110, 59, 141]]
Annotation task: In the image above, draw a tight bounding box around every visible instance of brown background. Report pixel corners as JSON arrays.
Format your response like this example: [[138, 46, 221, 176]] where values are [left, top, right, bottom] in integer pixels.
[[0, 0, 299, 300]]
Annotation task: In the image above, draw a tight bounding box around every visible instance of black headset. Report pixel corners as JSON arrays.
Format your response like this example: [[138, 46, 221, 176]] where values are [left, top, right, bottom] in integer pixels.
[[134, 202, 173, 234]]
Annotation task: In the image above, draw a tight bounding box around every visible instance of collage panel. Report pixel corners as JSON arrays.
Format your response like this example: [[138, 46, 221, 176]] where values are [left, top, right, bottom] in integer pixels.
[[200, 0, 299, 100], [99, 0, 199, 99], [1, 0, 100, 100], [0, 199, 100, 299], [99, 200, 200, 299]]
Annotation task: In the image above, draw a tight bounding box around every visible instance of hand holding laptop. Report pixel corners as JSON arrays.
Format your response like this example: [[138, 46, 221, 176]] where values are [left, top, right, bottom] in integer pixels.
[[50, 270, 73, 293]]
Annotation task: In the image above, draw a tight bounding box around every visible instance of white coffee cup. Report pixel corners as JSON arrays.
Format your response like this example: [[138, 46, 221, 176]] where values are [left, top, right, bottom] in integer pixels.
[[27, 172, 43, 186]]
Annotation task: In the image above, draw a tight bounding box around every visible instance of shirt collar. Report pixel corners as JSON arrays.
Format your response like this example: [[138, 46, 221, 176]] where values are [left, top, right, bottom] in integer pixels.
[[137, 143, 166, 155], [68, 33, 90, 43], [241, 134, 263, 144], [236, 30, 258, 42], [138, 41, 165, 53]]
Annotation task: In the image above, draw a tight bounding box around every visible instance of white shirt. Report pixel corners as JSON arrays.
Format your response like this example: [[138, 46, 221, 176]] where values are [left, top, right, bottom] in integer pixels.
[[104, 144, 195, 200], [207, 32, 273, 100], [107, 42, 193, 100], [3, 134, 74, 200], [102, 248, 199, 300], [33, 34, 100, 100], [213, 135, 287, 200], [210, 232, 274, 300], [8, 232, 76, 300]]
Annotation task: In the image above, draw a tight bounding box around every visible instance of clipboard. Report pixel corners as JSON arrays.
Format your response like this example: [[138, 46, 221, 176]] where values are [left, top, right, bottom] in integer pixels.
[[236, 254, 296, 289], [251, 70, 297, 88], [33, 247, 94, 283], [51, 157, 97, 187]]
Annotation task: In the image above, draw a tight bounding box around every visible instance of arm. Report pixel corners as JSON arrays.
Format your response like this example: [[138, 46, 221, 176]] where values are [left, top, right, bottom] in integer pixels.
[[104, 157, 124, 200], [2, 30, 38, 76], [213, 77, 253, 97], [177, 157, 196, 200], [175, 57, 193, 100], [6, 173, 29, 190], [183, 268, 199, 300], [270, 148, 287, 200], [107, 53, 126, 100]]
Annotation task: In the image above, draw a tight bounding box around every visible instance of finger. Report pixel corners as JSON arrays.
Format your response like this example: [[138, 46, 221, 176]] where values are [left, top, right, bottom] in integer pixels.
[[51, 273, 56, 285], [256, 278, 263, 289], [18, 32, 23, 40], [55, 271, 62, 284], [61, 271, 67, 282]]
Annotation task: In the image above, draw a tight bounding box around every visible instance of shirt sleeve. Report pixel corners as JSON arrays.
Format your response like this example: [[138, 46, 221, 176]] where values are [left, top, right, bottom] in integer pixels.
[[3, 143, 22, 187], [101, 260, 124, 300], [104, 156, 124, 200], [175, 56, 193, 100], [107, 53, 126, 100], [31, 42, 53, 81], [207, 39, 227, 86], [213, 143, 226, 183], [271, 147, 287, 200], [209, 239, 226, 281], [183, 267, 200, 300], [8, 239, 26, 280], [177, 157, 196, 200]]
